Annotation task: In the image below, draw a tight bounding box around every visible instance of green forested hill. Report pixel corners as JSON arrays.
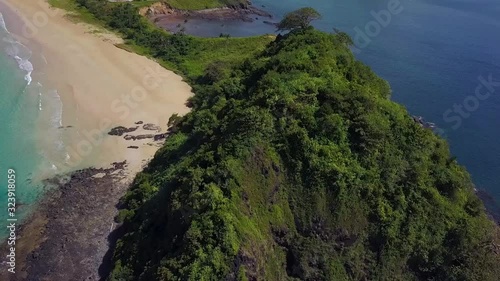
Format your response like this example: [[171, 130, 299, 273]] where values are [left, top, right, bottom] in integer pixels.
[[108, 28, 500, 280]]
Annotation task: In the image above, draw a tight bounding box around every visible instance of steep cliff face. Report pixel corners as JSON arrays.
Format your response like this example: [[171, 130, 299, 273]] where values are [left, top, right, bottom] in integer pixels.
[[138, 0, 253, 16], [139, 2, 176, 16], [108, 29, 500, 281], [139, 0, 270, 23]]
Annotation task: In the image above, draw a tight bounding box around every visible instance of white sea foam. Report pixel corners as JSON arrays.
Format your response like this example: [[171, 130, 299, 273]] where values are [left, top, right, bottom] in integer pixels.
[[47, 89, 63, 128], [0, 13, 35, 85], [0, 13, 10, 34], [37, 82, 43, 111]]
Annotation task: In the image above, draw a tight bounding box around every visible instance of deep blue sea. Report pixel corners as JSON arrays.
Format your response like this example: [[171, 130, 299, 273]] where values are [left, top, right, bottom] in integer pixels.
[[175, 0, 500, 204]]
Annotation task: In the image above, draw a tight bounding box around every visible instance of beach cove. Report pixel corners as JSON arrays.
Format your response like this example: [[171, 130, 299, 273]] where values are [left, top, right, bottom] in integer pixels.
[[0, 0, 193, 278], [1, 0, 192, 174]]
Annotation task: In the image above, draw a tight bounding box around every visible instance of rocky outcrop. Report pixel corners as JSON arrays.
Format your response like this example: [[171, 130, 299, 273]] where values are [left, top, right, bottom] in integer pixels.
[[108, 126, 139, 136], [143, 123, 161, 131], [3, 162, 128, 280], [124, 134, 155, 141], [154, 133, 168, 141], [412, 115, 436, 129], [139, 2, 180, 16], [140, 1, 272, 23]]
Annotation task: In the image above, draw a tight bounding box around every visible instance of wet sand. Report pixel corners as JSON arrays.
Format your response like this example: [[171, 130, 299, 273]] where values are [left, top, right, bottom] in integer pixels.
[[1, 0, 193, 178]]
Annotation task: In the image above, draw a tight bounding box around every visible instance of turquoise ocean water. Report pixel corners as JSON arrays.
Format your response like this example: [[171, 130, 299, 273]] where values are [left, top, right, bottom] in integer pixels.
[[0, 12, 41, 237], [0, 12, 62, 238]]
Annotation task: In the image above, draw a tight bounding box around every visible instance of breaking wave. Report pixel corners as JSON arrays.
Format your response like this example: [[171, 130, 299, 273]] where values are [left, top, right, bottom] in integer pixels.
[[0, 12, 34, 85]]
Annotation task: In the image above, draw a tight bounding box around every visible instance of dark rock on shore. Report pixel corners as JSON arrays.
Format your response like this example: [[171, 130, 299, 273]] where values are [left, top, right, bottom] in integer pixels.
[[476, 188, 500, 225], [412, 115, 436, 129], [154, 133, 168, 141], [0, 162, 129, 280], [143, 123, 161, 131], [135, 120, 144, 124], [127, 146, 139, 149], [108, 126, 139, 136], [124, 134, 155, 141], [122, 133, 168, 141]]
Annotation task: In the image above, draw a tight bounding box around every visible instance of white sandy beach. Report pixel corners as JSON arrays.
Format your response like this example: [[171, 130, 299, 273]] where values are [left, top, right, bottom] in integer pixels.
[[0, 0, 192, 178]]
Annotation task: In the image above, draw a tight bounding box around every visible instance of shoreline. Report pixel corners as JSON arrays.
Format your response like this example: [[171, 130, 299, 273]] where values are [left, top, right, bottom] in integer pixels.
[[0, 0, 193, 278], [0, 0, 193, 176], [0, 162, 130, 280]]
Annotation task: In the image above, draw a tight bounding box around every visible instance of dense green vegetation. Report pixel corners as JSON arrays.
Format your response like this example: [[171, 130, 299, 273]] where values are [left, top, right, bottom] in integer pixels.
[[54, 1, 500, 280], [108, 27, 500, 280], [64, 0, 271, 80], [276, 7, 321, 32]]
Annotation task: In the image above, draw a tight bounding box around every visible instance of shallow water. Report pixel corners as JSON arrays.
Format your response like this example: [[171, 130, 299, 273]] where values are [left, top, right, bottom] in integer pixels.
[[0, 11, 70, 238]]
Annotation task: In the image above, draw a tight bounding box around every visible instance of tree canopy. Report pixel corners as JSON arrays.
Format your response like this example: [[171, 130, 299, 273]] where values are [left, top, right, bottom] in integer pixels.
[[276, 7, 321, 32], [108, 29, 500, 281], [69, 2, 500, 280]]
